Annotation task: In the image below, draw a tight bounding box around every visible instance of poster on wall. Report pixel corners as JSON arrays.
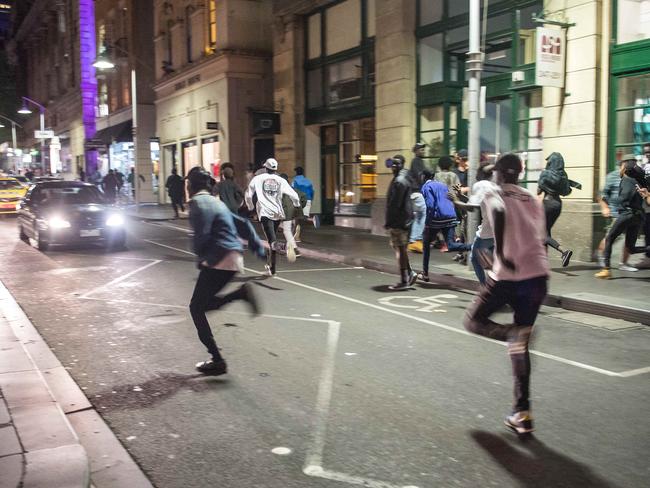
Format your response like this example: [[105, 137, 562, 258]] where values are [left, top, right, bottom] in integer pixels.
[[535, 26, 566, 88]]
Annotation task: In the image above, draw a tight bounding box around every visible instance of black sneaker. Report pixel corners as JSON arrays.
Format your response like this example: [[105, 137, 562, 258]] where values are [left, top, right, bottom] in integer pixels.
[[504, 410, 534, 434], [241, 283, 260, 317], [195, 359, 228, 375], [561, 249, 573, 267]]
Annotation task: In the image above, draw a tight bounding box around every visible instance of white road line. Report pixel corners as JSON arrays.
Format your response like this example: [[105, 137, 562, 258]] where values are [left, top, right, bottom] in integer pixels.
[[141, 239, 650, 378], [79, 259, 162, 299], [141, 221, 192, 234], [143, 239, 193, 255], [276, 267, 364, 273]]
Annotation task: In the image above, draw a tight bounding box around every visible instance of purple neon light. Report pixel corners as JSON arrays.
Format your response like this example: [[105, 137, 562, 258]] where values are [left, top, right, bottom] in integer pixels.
[[79, 0, 98, 174]]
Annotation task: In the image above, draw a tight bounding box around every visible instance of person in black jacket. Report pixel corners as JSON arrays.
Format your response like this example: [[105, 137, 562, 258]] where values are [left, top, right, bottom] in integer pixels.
[[166, 167, 185, 218], [385, 154, 417, 290], [217, 166, 244, 214], [537, 152, 581, 267], [596, 156, 650, 279]]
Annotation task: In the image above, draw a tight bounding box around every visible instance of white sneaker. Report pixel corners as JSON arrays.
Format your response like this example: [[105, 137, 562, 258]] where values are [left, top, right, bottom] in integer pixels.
[[264, 264, 274, 277], [597, 255, 606, 268], [618, 262, 639, 272], [287, 242, 296, 263]]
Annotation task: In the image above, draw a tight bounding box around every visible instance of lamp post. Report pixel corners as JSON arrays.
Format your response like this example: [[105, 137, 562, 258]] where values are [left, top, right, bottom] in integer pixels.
[[17, 96, 47, 174], [0, 114, 22, 153]]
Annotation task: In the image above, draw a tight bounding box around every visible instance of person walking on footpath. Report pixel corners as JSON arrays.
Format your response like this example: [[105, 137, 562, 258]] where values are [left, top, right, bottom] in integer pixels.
[[419, 168, 472, 283], [463, 153, 549, 435], [537, 152, 581, 267], [596, 159, 627, 267], [245, 158, 301, 276], [166, 167, 185, 218], [595, 156, 650, 279], [102, 169, 119, 204], [447, 161, 498, 284], [217, 165, 244, 214], [385, 155, 417, 290], [186, 166, 265, 375], [291, 166, 318, 242], [407, 143, 427, 254], [639, 143, 650, 268]]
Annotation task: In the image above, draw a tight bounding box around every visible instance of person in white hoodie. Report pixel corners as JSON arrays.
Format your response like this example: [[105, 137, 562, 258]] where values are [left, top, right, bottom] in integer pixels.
[[245, 158, 301, 276]]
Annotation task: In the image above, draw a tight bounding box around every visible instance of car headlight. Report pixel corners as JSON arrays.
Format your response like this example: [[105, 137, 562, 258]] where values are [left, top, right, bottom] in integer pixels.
[[49, 216, 71, 229], [106, 214, 125, 227]]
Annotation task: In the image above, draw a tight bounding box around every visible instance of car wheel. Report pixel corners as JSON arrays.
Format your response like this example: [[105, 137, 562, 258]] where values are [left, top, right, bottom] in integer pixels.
[[35, 229, 49, 251], [19, 225, 29, 242]]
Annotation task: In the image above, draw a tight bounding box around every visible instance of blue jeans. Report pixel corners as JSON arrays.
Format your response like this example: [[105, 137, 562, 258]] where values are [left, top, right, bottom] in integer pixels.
[[422, 226, 472, 275], [471, 236, 495, 285], [409, 192, 426, 242]]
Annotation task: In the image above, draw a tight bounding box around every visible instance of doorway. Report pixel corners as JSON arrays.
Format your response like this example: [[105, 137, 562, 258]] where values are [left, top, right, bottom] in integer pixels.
[[320, 125, 337, 225]]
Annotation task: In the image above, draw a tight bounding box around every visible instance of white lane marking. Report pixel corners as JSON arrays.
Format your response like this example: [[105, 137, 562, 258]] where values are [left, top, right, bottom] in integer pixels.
[[271, 447, 293, 456], [378, 294, 458, 313], [141, 221, 192, 234], [141, 239, 650, 378], [276, 267, 364, 273], [143, 239, 193, 255], [79, 259, 162, 299]]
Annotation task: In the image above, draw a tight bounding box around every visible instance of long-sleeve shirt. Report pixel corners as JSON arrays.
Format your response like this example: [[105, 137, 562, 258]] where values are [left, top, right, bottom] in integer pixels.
[[245, 172, 300, 220], [600, 170, 622, 218], [292, 175, 315, 200], [617, 175, 644, 215]]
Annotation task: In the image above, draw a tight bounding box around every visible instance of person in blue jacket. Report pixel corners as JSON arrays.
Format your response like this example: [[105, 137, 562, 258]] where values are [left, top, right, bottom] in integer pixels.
[[292, 166, 319, 241], [419, 164, 472, 282], [186, 167, 266, 375]]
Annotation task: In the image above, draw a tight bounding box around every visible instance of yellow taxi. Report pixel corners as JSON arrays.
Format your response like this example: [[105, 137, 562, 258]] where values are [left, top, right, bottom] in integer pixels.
[[0, 176, 29, 215]]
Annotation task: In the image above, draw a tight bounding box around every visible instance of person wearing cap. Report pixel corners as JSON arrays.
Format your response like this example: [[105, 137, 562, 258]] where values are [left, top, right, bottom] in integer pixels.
[[463, 153, 549, 435], [595, 155, 650, 279], [385, 154, 417, 290], [537, 152, 581, 267], [447, 161, 498, 284], [245, 157, 301, 276], [186, 166, 266, 375], [407, 143, 427, 254], [292, 166, 318, 242]]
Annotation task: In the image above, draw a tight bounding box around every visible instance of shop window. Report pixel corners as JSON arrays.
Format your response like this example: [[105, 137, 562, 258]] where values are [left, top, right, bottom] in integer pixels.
[[308, 13, 321, 59], [327, 57, 362, 105], [419, 34, 444, 85], [325, 0, 361, 55], [617, 0, 650, 45], [481, 98, 512, 163], [420, 106, 445, 159], [181, 140, 199, 176], [338, 118, 376, 207], [202, 137, 220, 179], [614, 73, 650, 159], [449, 2, 469, 18], [307, 68, 323, 108], [517, 90, 544, 185], [366, 0, 376, 37], [419, 0, 443, 26]]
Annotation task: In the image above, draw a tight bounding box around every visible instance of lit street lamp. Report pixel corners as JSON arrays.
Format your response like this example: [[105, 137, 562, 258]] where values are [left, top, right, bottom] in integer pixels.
[[17, 96, 47, 174], [0, 114, 22, 154]]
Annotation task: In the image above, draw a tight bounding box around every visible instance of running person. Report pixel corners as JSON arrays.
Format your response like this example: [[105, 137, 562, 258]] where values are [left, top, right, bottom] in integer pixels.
[[537, 152, 581, 267], [245, 158, 301, 276], [463, 153, 549, 434], [292, 166, 318, 241], [186, 167, 266, 374]]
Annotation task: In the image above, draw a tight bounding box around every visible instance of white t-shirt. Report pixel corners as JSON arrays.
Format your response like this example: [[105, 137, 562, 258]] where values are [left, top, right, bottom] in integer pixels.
[[483, 183, 549, 282], [468, 180, 498, 239], [245, 173, 300, 221]]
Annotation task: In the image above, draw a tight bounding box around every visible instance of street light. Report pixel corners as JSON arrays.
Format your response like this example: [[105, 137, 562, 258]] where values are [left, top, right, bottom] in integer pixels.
[[17, 96, 47, 173], [0, 114, 23, 153], [92, 53, 115, 71]]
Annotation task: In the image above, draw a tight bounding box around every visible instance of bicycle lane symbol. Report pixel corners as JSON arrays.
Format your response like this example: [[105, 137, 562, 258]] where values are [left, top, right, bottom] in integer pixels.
[[377, 294, 458, 313]]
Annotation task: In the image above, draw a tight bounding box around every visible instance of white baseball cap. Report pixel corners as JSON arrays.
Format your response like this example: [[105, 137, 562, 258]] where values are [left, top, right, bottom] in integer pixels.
[[264, 158, 278, 170]]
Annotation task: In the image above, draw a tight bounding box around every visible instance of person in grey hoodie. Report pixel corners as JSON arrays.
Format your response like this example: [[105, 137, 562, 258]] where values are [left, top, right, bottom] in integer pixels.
[[537, 152, 581, 267], [187, 167, 266, 375]]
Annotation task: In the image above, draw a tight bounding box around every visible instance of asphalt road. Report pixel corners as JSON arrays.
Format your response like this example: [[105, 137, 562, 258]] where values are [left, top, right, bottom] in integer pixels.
[[0, 216, 649, 488]]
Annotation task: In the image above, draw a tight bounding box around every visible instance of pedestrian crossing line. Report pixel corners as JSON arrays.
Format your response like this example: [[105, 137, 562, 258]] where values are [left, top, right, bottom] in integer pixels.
[[276, 267, 364, 273], [140, 239, 650, 379]]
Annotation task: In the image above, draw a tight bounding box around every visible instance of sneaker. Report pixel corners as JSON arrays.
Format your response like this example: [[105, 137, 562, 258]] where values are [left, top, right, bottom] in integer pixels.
[[618, 262, 639, 272], [287, 242, 297, 263], [597, 255, 606, 268], [312, 215, 320, 229], [561, 249, 573, 267], [504, 411, 534, 434], [594, 268, 612, 279], [407, 241, 423, 253], [453, 253, 463, 262], [195, 359, 227, 375], [241, 283, 260, 316], [388, 281, 410, 291], [417, 272, 430, 283], [264, 264, 275, 277], [408, 270, 418, 286]]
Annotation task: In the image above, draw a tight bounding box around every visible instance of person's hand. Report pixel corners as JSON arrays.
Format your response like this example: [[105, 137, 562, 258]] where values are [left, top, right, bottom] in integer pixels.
[[602, 207, 611, 218], [452, 183, 462, 194], [637, 186, 650, 199]]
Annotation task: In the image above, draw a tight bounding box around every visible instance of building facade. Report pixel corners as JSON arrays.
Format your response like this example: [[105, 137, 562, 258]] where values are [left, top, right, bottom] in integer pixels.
[[152, 0, 274, 199], [273, 0, 650, 258]]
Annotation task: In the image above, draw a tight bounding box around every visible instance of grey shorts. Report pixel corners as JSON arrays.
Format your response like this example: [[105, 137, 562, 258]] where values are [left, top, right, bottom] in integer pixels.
[[388, 228, 409, 248]]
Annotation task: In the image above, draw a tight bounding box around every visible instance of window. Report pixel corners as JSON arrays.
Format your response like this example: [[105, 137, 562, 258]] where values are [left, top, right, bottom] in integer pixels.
[[517, 90, 544, 184], [617, 0, 650, 44], [420, 106, 445, 159], [614, 73, 650, 160], [185, 6, 193, 63], [307, 68, 323, 108], [166, 20, 173, 67], [325, 0, 361, 55], [480, 98, 513, 162], [366, 0, 376, 37], [308, 13, 321, 59], [208, 0, 217, 49], [338, 118, 376, 206], [419, 34, 444, 85], [419, 0, 443, 26], [327, 57, 362, 104]]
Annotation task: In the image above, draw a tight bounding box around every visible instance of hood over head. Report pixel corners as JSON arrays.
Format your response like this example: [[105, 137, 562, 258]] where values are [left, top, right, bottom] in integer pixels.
[[545, 152, 565, 171]]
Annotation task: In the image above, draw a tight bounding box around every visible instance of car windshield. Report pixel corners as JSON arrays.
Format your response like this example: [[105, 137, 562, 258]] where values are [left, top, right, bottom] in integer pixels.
[[0, 180, 23, 190], [39, 186, 104, 205]]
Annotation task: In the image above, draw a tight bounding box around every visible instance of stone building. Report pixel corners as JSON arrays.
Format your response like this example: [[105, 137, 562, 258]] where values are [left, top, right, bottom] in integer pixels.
[[152, 0, 274, 196], [271, 0, 650, 259]]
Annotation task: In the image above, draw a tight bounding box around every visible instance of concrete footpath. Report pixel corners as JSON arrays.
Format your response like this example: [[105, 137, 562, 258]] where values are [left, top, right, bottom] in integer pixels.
[[124, 204, 650, 325], [0, 282, 152, 488]]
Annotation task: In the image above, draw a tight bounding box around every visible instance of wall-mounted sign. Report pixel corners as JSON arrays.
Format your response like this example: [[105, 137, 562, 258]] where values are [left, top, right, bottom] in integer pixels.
[[535, 27, 566, 88], [174, 74, 202, 92], [252, 112, 280, 135], [206, 122, 219, 130], [34, 130, 54, 139], [84, 138, 106, 150]]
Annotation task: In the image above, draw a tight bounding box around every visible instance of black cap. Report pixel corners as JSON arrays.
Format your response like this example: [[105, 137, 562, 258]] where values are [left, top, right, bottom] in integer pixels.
[[412, 143, 426, 152], [494, 153, 523, 175]]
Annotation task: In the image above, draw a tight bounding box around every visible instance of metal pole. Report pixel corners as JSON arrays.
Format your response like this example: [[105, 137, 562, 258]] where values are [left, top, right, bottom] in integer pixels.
[[466, 0, 483, 247], [39, 109, 46, 174], [131, 68, 139, 206], [11, 123, 17, 151]]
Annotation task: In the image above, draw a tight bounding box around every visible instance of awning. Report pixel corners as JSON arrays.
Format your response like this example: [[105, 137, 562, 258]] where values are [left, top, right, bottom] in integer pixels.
[[94, 120, 133, 145]]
